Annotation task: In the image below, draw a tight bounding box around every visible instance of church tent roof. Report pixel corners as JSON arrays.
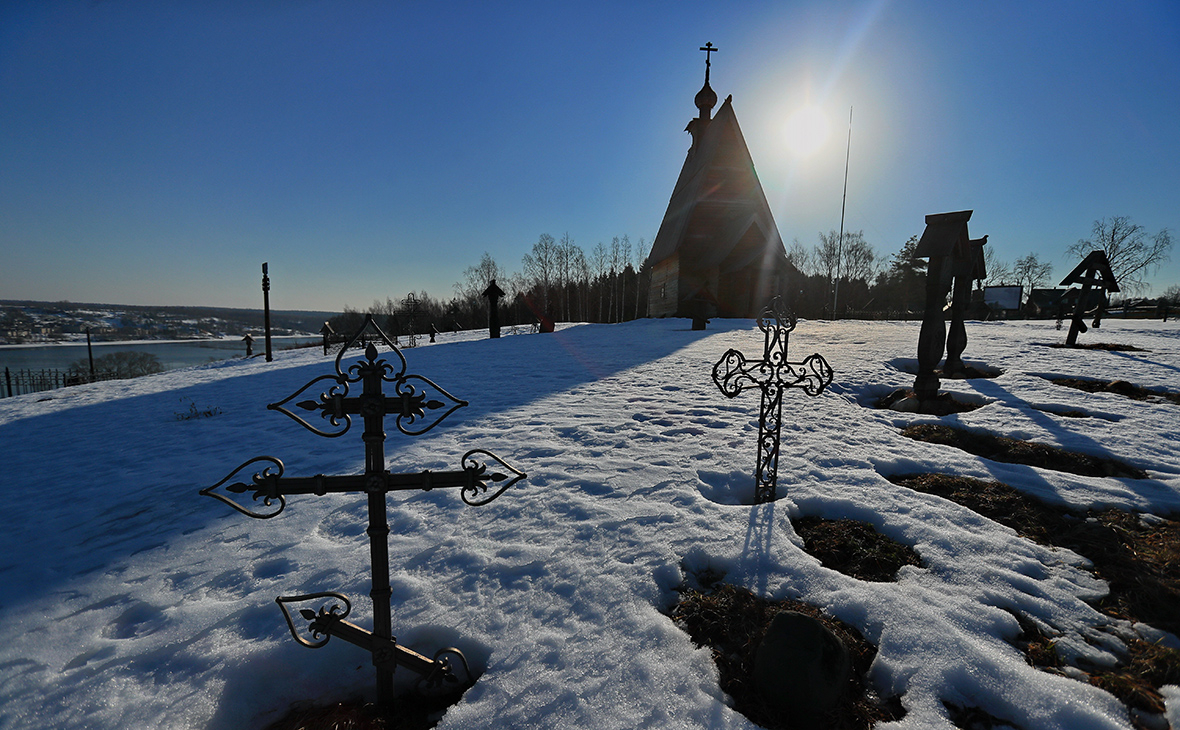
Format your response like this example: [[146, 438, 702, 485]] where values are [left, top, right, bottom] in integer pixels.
[[647, 96, 784, 269]]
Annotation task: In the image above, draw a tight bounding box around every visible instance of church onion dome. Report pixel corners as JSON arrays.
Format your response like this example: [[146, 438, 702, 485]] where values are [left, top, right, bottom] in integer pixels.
[[695, 80, 718, 119]]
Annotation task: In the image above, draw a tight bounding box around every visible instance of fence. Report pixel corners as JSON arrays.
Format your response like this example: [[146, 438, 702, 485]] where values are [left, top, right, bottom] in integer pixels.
[[2, 367, 123, 398]]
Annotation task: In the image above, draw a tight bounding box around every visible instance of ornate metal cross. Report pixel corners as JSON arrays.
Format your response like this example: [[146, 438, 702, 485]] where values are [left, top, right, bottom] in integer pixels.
[[712, 299, 833, 504], [201, 315, 525, 707]]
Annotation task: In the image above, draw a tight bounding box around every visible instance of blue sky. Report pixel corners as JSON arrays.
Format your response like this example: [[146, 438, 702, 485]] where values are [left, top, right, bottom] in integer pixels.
[[2, 1, 1177, 312]]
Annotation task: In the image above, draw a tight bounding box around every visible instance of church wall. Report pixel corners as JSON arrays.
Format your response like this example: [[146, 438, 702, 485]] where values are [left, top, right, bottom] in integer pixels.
[[648, 256, 680, 318]]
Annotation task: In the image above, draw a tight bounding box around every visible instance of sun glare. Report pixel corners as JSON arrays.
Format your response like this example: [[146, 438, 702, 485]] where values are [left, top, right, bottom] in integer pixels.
[[784, 105, 830, 157]]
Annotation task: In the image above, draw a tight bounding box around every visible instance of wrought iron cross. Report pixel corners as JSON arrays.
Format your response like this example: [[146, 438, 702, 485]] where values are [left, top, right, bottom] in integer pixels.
[[712, 299, 833, 504], [201, 315, 525, 707]]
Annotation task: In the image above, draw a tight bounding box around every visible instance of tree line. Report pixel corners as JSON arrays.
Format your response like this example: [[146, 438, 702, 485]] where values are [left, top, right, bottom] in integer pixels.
[[329, 233, 651, 336], [783, 215, 1173, 319], [328, 214, 1172, 334]]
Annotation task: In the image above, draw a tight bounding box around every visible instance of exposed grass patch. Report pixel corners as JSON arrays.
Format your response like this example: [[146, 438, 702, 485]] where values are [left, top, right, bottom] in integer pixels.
[[876, 388, 984, 416], [901, 423, 1147, 479], [940, 364, 1003, 379], [792, 517, 922, 582], [1030, 405, 1091, 418], [174, 397, 222, 421], [261, 687, 469, 730], [1047, 342, 1147, 352], [1049, 377, 1180, 406], [667, 582, 905, 730], [889, 472, 1180, 722], [944, 701, 1023, 729]]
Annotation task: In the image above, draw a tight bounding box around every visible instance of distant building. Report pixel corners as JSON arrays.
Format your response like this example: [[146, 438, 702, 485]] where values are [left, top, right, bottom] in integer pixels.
[[1025, 287, 1107, 318], [647, 46, 793, 319]]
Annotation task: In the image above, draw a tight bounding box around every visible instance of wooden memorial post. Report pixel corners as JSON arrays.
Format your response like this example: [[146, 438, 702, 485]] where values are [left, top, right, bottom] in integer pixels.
[[912, 211, 987, 401], [262, 263, 273, 362], [482, 279, 506, 339], [1060, 251, 1119, 346]]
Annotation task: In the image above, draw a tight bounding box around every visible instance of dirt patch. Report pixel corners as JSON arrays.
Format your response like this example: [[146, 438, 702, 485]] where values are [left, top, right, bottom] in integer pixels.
[[1049, 377, 1180, 405], [900, 423, 1147, 479], [1030, 405, 1091, 418], [889, 472, 1180, 723], [792, 516, 922, 582], [944, 701, 1023, 729], [261, 688, 469, 730], [888, 473, 1178, 635], [941, 364, 1003, 379], [667, 582, 905, 730], [1047, 342, 1148, 352], [877, 388, 984, 416]]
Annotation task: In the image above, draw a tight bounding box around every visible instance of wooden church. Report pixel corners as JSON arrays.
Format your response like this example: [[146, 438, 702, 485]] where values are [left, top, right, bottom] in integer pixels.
[[647, 44, 794, 320]]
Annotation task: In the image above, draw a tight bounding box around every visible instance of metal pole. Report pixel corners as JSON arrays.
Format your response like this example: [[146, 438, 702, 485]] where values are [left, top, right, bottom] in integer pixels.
[[833, 106, 852, 320], [5, 367, 11, 398], [262, 263, 273, 362], [361, 363, 395, 707]]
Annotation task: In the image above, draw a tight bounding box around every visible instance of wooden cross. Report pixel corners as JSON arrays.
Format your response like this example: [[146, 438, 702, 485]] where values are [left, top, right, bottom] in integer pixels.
[[202, 315, 525, 707], [712, 299, 833, 504], [1059, 250, 1119, 346]]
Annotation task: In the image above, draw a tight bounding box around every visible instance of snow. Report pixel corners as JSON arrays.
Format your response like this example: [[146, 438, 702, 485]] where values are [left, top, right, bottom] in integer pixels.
[[1, 318, 1177, 730]]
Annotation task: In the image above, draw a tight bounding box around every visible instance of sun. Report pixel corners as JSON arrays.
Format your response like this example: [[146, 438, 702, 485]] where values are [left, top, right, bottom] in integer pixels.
[[783, 105, 830, 157]]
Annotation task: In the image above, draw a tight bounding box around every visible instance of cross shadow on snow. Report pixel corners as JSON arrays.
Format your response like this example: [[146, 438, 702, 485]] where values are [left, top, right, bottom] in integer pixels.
[[740, 502, 777, 598], [0, 319, 740, 611], [955, 378, 1180, 509], [1102, 347, 1180, 377]]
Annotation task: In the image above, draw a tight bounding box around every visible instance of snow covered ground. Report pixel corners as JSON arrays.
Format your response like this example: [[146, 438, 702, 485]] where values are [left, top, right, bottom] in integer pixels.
[[1, 317, 1177, 730]]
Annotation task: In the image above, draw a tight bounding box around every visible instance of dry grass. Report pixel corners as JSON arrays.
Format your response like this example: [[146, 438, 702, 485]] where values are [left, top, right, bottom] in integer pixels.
[[1049, 377, 1180, 406], [1047, 343, 1147, 352], [260, 687, 469, 730], [667, 582, 905, 730], [792, 517, 922, 582], [876, 388, 984, 416], [900, 423, 1147, 479], [889, 472, 1180, 721]]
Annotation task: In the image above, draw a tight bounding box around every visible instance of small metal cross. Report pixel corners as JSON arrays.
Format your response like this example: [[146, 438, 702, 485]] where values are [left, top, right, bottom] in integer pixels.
[[712, 298, 833, 504], [699, 42, 717, 81], [202, 314, 525, 707]]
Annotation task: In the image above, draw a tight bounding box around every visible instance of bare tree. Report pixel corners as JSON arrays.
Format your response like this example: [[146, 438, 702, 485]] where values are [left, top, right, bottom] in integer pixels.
[[787, 238, 814, 276], [1012, 253, 1053, 302], [814, 230, 873, 312], [1067, 216, 1173, 294], [454, 252, 502, 301], [620, 235, 632, 322], [980, 246, 1013, 287], [591, 242, 608, 322], [608, 237, 622, 323], [840, 232, 876, 283], [1160, 284, 1180, 305], [814, 231, 842, 293], [522, 233, 559, 317]]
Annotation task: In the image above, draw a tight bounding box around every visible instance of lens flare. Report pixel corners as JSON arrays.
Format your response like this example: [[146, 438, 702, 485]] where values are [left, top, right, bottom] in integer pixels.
[[783, 105, 830, 157]]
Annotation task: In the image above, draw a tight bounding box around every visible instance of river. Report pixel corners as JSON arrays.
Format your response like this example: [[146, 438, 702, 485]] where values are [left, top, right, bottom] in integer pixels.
[[0, 336, 322, 373]]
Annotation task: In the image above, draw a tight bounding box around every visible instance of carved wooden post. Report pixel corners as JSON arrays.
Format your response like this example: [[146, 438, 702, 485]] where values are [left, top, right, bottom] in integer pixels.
[[914, 212, 964, 400], [262, 263, 273, 362], [482, 280, 505, 339], [944, 235, 987, 375], [1061, 251, 1119, 346]]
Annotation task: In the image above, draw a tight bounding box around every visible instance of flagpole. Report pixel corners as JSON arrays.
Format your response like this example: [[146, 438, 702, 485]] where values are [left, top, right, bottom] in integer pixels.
[[833, 106, 852, 319]]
